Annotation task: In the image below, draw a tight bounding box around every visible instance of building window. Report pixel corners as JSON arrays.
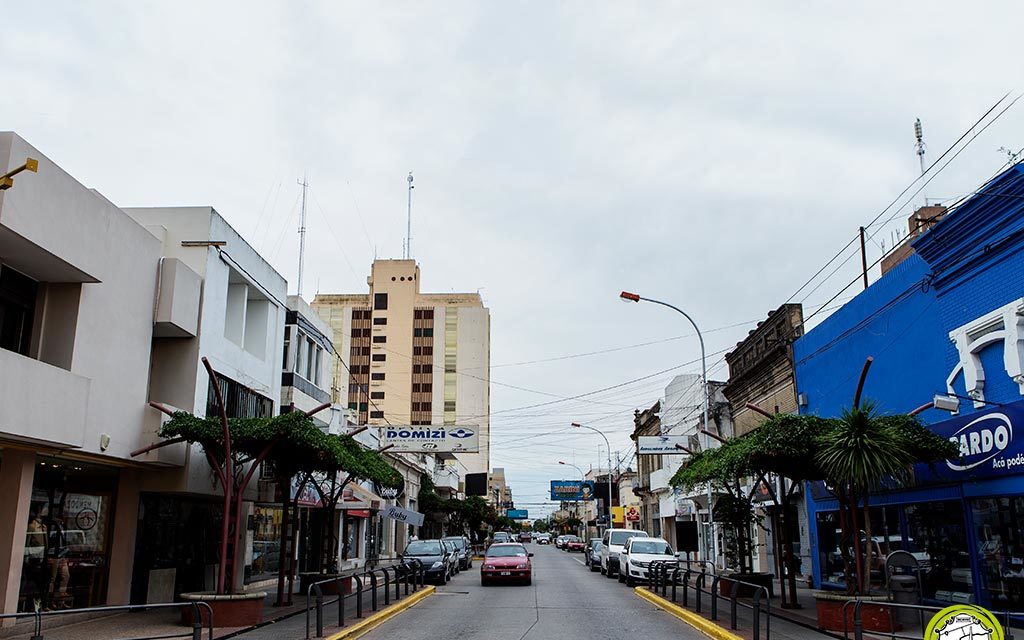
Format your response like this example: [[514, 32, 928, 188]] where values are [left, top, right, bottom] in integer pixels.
[[370, 410, 384, 419], [421, 402, 432, 411], [373, 317, 387, 326], [412, 383, 421, 393], [371, 373, 386, 381], [413, 328, 422, 337], [444, 401, 456, 412], [0, 266, 38, 356], [423, 346, 433, 356], [207, 372, 273, 419], [412, 365, 422, 374], [413, 346, 422, 356], [374, 293, 388, 310], [370, 391, 384, 400], [372, 354, 386, 362], [361, 346, 371, 355], [424, 328, 434, 337], [424, 309, 434, 319], [373, 336, 387, 344], [412, 402, 420, 411], [422, 383, 432, 392]]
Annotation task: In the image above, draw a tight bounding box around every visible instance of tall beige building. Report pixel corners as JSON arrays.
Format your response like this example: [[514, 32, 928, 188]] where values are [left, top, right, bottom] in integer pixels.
[[312, 259, 491, 478]]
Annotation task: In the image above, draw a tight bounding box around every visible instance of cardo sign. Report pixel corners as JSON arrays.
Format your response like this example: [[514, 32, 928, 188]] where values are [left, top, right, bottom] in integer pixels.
[[379, 425, 480, 453]]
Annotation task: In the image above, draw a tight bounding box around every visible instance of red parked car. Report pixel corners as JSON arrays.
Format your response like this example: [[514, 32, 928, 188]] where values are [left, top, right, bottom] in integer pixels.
[[480, 543, 533, 586], [565, 536, 586, 553]]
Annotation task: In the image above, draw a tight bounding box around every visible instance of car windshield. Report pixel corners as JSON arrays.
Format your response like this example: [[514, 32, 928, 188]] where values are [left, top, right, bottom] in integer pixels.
[[405, 541, 442, 555], [610, 531, 646, 545], [564, 536, 579, 541], [443, 538, 466, 549], [487, 545, 528, 557], [589, 541, 602, 549], [629, 541, 673, 555]]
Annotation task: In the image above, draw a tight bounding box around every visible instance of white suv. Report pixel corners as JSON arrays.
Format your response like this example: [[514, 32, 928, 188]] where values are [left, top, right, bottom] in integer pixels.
[[619, 536, 675, 586], [600, 528, 648, 578]]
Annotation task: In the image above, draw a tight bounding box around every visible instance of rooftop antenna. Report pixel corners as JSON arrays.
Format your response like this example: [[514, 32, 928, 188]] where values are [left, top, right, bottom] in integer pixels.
[[405, 171, 414, 259], [297, 174, 309, 298], [914, 118, 928, 207]]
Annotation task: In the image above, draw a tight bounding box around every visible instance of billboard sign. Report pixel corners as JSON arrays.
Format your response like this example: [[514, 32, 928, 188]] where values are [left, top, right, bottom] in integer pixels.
[[637, 435, 691, 455], [379, 425, 480, 453], [506, 509, 529, 520], [549, 480, 596, 501], [611, 506, 625, 525]]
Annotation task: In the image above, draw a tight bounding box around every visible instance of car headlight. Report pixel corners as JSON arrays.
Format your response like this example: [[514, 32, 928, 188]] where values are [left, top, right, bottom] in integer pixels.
[[515, 563, 528, 569], [483, 564, 496, 570], [431, 561, 443, 569], [629, 558, 641, 566]]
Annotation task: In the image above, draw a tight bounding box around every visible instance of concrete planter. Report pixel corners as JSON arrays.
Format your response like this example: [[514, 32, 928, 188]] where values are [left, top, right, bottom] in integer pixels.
[[180, 591, 266, 627], [813, 591, 897, 633], [299, 572, 353, 596]]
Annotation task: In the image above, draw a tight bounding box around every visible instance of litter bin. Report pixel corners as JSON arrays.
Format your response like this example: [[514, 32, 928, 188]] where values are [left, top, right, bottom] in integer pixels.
[[889, 575, 920, 626]]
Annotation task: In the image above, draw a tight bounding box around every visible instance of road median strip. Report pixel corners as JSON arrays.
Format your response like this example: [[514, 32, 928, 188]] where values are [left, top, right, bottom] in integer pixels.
[[634, 587, 742, 640], [326, 585, 435, 640]]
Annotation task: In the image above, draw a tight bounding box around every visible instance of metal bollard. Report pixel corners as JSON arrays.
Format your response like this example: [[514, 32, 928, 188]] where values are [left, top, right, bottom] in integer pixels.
[[853, 600, 864, 640], [354, 574, 364, 619], [710, 575, 722, 621], [315, 584, 324, 638], [337, 576, 345, 629], [752, 586, 766, 640], [729, 579, 738, 630], [671, 568, 681, 603], [394, 566, 402, 601], [190, 602, 203, 640], [383, 567, 391, 606], [695, 572, 705, 614], [369, 570, 378, 612]]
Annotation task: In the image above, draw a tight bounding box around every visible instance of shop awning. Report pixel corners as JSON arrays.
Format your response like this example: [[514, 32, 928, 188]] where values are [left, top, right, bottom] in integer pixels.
[[341, 482, 384, 511], [347, 510, 370, 518]]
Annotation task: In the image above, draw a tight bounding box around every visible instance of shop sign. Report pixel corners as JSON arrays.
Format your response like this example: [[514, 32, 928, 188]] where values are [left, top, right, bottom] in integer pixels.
[[378, 426, 479, 453], [637, 435, 690, 455], [373, 476, 405, 501], [611, 506, 625, 524], [674, 499, 693, 517], [506, 509, 529, 520], [926, 400, 1024, 480], [625, 505, 641, 522], [383, 505, 425, 527]]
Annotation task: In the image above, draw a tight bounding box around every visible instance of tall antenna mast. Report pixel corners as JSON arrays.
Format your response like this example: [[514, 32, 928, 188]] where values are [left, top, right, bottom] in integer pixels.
[[297, 174, 309, 298], [914, 118, 926, 176], [405, 171, 414, 259]]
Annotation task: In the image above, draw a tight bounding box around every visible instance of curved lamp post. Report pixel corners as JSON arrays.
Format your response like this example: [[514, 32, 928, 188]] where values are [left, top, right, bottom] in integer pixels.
[[559, 460, 585, 538], [570, 422, 614, 534], [619, 290, 718, 568]]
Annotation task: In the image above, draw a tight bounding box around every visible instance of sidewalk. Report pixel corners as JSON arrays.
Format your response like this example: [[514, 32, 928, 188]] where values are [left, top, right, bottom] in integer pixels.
[[0, 579, 406, 640]]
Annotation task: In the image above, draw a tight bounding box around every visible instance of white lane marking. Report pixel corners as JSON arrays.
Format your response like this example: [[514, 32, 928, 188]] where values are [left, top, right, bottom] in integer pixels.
[[573, 558, 585, 566]]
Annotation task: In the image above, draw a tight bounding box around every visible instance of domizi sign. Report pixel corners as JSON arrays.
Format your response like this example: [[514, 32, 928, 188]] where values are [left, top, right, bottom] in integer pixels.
[[379, 425, 480, 453]]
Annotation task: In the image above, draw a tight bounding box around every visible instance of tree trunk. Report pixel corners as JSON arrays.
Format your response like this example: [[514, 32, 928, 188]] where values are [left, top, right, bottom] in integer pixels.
[[848, 489, 864, 595], [275, 477, 291, 606], [862, 501, 873, 594]]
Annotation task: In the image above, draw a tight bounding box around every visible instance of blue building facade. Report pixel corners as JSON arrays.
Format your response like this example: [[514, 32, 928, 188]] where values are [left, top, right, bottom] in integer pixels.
[[794, 164, 1024, 608]]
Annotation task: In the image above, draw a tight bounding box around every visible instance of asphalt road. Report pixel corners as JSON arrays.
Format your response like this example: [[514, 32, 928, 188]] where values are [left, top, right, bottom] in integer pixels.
[[356, 542, 708, 640]]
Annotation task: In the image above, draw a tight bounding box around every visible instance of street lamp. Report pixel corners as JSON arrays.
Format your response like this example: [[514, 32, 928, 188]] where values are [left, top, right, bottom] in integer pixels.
[[558, 461, 585, 538], [619, 290, 718, 568], [570, 422, 614, 534]]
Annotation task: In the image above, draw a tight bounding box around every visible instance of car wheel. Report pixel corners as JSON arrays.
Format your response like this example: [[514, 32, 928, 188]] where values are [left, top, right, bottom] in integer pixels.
[[524, 577, 532, 586], [481, 578, 488, 587], [605, 565, 616, 579], [590, 563, 599, 573], [626, 575, 635, 587], [618, 570, 626, 583]]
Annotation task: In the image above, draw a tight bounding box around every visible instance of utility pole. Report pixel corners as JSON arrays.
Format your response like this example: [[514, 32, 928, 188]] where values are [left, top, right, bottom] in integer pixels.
[[297, 175, 309, 298]]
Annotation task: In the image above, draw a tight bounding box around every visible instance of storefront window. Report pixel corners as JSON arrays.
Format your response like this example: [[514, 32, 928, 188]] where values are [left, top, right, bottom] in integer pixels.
[[905, 500, 970, 602], [816, 506, 901, 588], [19, 459, 116, 612], [971, 497, 1024, 609], [250, 505, 282, 582]]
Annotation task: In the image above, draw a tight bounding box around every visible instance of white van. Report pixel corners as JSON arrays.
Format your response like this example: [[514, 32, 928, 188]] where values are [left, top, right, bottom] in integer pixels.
[[600, 528, 648, 578]]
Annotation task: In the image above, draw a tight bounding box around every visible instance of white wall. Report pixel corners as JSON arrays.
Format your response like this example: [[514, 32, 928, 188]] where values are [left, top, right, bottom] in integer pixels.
[[0, 133, 161, 460]]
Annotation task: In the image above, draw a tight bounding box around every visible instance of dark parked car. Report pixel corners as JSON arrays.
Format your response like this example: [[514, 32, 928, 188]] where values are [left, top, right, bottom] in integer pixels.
[[518, 532, 532, 543], [585, 540, 603, 571], [492, 531, 514, 545], [442, 535, 473, 570], [401, 539, 456, 584], [481, 543, 533, 586]]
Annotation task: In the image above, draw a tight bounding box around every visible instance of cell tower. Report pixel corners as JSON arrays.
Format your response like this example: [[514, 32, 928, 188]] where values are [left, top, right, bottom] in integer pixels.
[[404, 171, 414, 259], [914, 118, 926, 176], [297, 175, 309, 298]]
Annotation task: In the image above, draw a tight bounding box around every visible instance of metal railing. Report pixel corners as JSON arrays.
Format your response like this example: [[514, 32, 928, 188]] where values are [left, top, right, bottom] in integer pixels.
[[646, 560, 770, 640], [305, 560, 425, 639], [841, 599, 1019, 640], [0, 601, 214, 640]]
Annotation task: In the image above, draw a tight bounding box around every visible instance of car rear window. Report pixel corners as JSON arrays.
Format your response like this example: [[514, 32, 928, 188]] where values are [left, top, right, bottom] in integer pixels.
[[629, 541, 673, 555], [486, 545, 527, 557], [405, 541, 441, 555], [443, 538, 466, 549], [610, 531, 646, 545]]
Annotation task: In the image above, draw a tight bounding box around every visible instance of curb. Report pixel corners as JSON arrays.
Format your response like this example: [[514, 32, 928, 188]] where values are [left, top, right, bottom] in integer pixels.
[[325, 586, 435, 640], [634, 587, 743, 640]]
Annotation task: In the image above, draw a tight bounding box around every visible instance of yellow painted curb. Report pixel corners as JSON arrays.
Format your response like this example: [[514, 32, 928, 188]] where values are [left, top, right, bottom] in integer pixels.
[[635, 587, 743, 640], [326, 585, 435, 640]]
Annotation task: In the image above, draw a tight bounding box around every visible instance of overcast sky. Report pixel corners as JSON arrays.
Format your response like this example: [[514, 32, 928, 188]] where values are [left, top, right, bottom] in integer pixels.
[[4, 2, 1024, 517]]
